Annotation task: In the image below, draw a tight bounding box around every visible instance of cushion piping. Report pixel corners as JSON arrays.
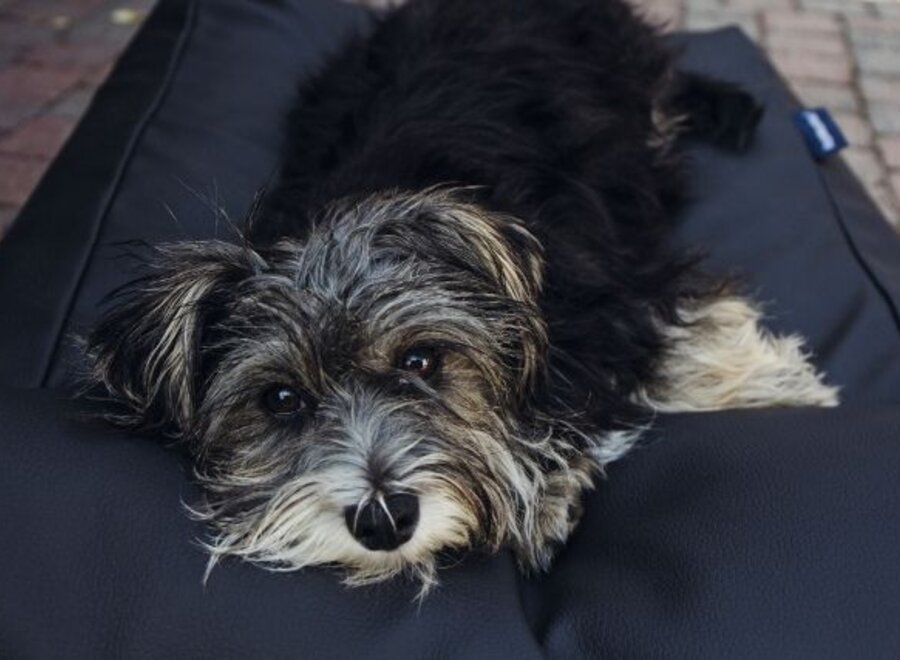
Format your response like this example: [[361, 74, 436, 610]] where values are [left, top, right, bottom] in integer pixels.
[[817, 158, 900, 335], [38, 1, 198, 386]]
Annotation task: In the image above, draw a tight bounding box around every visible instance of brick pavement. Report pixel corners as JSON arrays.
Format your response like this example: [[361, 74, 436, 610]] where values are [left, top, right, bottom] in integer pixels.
[[0, 0, 154, 237], [633, 0, 900, 228], [1, 0, 899, 240]]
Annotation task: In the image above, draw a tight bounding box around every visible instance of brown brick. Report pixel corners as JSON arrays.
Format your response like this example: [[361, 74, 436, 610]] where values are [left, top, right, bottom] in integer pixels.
[[65, 8, 142, 48], [0, 65, 83, 106], [21, 40, 126, 70], [842, 147, 886, 186], [48, 86, 96, 119], [762, 9, 842, 34], [891, 169, 900, 195], [0, 65, 84, 130], [769, 49, 852, 84], [0, 104, 36, 133], [859, 75, 900, 104], [632, 0, 684, 29], [878, 136, 900, 169], [0, 204, 16, 242], [869, 181, 900, 228], [725, 0, 793, 11], [869, 103, 900, 135], [798, 0, 871, 17], [684, 0, 724, 9], [0, 17, 54, 51], [888, 172, 900, 221], [82, 61, 115, 86], [685, 8, 760, 40], [831, 111, 873, 147], [790, 81, 859, 112], [847, 16, 900, 41], [0, 115, 75, 158], [0, 155, 48, 207], [876, 3, 900, 20], [765, 33, 847, 57]]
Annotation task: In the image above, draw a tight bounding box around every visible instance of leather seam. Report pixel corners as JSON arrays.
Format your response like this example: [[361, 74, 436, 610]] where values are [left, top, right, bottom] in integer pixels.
[[815, 162, 900, 337], [773, 61, 900, 339], [38, 0, 199, 387]]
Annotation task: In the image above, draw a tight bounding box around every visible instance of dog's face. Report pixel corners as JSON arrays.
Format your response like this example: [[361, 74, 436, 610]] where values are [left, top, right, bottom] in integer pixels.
[[87, 190, 561, 590]]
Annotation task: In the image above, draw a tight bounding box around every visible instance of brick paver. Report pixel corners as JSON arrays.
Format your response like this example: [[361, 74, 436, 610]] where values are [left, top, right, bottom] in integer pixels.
[[630, 0, 900, 229], [880, 136, 900, 169], [0, 115, 75, 158], [891, 168, 900, 194], [0, 0, 153, 238], [1, 0, 899, 240], [0, 65, 84, 129], [0, 154, 48, 207]]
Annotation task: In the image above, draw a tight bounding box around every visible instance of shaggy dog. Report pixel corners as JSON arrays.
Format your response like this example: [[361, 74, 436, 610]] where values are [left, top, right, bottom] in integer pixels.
[[85, 0, 837, 593]]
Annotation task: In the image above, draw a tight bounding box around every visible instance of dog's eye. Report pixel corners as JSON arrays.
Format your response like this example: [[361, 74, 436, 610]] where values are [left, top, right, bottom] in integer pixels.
[[398, 347, 441, 380], [262, 385, 307, 416]]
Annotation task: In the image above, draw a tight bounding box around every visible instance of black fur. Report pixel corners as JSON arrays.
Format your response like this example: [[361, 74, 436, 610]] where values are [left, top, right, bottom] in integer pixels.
[[255, 0, 762, 434], [83, 0, 771, 583]]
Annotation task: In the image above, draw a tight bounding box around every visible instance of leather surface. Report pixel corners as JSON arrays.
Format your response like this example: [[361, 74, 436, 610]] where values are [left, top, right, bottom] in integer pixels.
[[0, 0, 899, 657], [1, 391, 898, 657], [0, 0, 897, 396], [525, 405, 900, 657], [670, 34, 900, 401]]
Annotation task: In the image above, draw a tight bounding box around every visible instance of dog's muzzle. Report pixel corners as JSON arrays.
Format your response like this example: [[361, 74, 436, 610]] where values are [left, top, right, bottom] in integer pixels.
[[344, 493, 419, 551]]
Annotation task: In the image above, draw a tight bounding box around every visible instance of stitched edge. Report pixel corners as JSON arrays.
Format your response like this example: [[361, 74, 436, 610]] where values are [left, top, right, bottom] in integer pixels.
[[813, 148, 900, 337], [754, 34, 900, 339], [38, 0, 199, 387]]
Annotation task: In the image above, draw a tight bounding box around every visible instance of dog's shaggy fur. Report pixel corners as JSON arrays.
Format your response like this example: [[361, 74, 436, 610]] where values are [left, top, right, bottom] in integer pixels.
[[84, 0, 837, 593]]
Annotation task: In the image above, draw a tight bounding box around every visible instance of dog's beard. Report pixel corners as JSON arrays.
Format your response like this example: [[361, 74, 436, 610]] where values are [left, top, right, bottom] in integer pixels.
[[194, 473, 479, 594], [82, 186, 837, 596], [189, 384, 577, 596], [82, 189, 597, 594]]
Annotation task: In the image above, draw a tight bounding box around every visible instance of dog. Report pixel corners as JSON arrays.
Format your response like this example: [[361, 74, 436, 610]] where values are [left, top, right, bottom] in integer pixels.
[[84, 0, 838, 594]]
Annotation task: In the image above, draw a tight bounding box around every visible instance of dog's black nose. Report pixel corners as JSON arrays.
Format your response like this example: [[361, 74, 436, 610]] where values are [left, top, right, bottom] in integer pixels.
[[344, 494, 419, 551]]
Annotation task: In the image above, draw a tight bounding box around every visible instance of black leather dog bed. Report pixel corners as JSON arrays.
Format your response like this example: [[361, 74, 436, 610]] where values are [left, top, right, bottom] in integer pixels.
[[1, 0, 899, 657]]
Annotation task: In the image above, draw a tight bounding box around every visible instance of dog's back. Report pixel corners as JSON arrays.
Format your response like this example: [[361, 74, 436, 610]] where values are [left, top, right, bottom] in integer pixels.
[[252, 0, 766, 431], [83, 0, 834, 588], [257, 0, 679, 244]]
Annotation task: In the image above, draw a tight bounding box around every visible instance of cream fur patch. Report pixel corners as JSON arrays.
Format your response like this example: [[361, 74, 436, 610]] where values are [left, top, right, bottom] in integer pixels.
[[636, 297, 839, 412]]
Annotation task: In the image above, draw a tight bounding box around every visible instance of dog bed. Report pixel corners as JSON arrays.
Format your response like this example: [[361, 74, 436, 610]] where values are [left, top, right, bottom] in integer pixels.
[[1, 0, 898, 656]]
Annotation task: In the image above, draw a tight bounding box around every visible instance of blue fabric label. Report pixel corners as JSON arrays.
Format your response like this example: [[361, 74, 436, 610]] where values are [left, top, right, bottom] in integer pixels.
[[793, 108, 848, 160]]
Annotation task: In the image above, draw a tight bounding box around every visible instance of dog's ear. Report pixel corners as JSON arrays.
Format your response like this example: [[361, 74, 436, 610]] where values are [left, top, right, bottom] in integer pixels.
[[422, 201, 550, 396], [85, 241, 263, 434], [437, 203, 545, 307], [371, 191, 548, 396], [372, 190, 545, 306]]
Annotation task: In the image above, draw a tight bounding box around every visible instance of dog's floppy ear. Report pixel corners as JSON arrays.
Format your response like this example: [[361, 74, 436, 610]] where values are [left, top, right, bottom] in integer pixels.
[[85, 241, 264, 434], [370, 190, 548, 396], [371, 189, 545, 305], [433, 202, 545, 307]]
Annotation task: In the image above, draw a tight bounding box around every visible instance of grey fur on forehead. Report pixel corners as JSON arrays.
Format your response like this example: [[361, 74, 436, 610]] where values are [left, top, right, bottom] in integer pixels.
[[81, 0, 835, 598], [84, 190, 834, 599], [267, 188, 544, 305], [203, 190, 547, 395]]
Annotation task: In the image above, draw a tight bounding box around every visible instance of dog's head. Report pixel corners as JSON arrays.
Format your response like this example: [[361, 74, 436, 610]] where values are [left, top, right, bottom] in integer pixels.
[[86, 190, 570, 590]]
